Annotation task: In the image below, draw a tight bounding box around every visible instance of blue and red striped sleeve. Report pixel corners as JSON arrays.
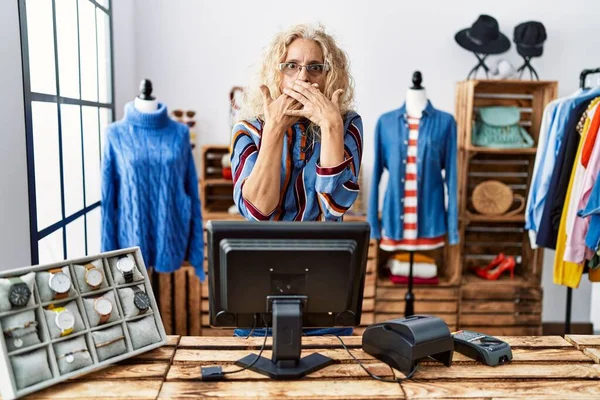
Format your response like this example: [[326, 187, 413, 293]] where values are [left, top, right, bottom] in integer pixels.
[[230, 120, 277, 221], [315, 114, 363, 221]]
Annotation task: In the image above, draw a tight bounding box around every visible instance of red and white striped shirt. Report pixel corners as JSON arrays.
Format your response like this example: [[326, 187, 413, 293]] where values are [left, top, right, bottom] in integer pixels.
[[380, 116, 445, 251]]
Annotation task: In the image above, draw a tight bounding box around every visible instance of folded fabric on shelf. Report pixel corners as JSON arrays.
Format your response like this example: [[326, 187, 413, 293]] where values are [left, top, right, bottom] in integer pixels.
[[386, 259, 438, 278], [389, 275, 440, 285], [390, 252, 436, 264]]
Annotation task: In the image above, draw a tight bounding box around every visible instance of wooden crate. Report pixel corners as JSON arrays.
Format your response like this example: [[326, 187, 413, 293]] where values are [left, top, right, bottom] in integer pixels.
[[374, 282, 459, 331], [200, 145, 235, 213], [459, 278, 543, 335], [455, 80, 557, 335], [148, 266, 203, 336]]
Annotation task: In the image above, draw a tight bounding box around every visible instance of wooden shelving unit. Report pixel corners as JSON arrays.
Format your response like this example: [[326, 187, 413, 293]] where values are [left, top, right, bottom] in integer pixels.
[[455, 79, 558, 336], [200, 145, 235, 214]]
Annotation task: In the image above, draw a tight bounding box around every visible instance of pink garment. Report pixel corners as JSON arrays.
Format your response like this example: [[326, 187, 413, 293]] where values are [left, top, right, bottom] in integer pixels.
[[564, 124, 600, 263], [389, 275, 440, 285]]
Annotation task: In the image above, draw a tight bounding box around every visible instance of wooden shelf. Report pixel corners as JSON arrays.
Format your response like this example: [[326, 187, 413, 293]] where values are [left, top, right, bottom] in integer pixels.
[[465, 212, 525, 223], [461, 273, 536, 287], [204, 178, 233, 185], [465, 146, 538, 155]]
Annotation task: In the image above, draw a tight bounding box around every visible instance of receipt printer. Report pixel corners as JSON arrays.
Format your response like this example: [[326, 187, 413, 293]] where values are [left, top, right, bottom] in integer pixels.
[[362, 315, 453, 375]]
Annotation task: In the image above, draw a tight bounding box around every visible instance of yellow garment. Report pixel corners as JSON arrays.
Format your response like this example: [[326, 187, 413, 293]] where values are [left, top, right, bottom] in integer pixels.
[[392, 252, 436, 265], [553, 98, 600, 287]]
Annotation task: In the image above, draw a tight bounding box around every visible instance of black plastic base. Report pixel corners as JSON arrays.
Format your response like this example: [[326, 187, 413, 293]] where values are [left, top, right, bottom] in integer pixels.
[[235, 353, 334, 379]]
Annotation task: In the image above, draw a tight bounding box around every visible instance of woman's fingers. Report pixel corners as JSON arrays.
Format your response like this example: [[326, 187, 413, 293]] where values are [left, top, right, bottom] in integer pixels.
[[283, 87, 309, 105], [260, 85, 273, 105], [284, 109, 309, 117], [331, 89, 344, 106]]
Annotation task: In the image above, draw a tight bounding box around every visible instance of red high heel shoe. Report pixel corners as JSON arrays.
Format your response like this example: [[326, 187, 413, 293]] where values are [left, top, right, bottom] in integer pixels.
[[475, 256, 516, 280], [468, 253, 505, 273]]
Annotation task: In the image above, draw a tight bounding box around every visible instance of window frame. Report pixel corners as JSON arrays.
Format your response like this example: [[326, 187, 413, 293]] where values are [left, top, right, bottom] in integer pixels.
[[18, 0, 116, 264]]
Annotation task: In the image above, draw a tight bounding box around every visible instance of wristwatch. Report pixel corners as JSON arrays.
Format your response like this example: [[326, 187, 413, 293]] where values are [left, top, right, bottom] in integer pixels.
[[48, 267, 71, 300], [8, 277, 31, 308], [48, 306, 75, 337], [132, 286, 150, 314], [84, 262, 104, 290], [116, 255, 135, 283], [94, 296, 113, 325]]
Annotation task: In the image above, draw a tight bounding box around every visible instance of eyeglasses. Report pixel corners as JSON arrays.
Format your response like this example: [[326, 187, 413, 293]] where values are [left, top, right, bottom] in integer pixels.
[[278, 62, 330, 77]]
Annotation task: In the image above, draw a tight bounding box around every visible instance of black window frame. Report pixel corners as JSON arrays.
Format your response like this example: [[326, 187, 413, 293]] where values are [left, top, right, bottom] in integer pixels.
[[18, 0, 116, 264]]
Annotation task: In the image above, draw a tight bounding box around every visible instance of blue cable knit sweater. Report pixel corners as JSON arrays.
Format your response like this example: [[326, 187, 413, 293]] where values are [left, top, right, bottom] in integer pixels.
[[101, 102, 205, 280]]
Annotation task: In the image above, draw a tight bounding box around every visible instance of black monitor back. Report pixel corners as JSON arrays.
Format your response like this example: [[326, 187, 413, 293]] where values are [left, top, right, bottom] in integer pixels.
[[207, 221, 370, 329]]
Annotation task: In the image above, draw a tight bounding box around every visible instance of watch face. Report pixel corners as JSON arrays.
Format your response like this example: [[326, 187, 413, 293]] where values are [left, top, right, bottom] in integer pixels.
[[9, 284, 31, 307], [117, 257, 135, 273], [94, 297, 113, 316], [134, 292, 150, 312], [49, 271, 71, 294], [85, 268, 103, 288], [56, 309, 75, 330]]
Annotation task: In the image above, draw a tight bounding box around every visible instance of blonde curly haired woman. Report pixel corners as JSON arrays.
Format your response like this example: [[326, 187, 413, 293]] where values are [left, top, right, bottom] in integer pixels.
[[230, 24, 363, 337], [231, 23, 363, 223]]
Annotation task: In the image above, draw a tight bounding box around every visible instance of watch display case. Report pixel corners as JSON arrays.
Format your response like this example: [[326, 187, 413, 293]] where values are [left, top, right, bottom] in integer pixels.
[[0, 247, 166, 400]]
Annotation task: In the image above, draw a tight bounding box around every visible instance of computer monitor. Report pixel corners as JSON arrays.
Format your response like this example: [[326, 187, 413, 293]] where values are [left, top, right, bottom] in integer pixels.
[[206, 220, 370, 379]]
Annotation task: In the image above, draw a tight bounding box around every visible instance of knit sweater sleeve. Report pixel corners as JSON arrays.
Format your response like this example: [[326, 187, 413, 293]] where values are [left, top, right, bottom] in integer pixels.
[[184, 141, 205, 281], [101, 129, 119, 251]]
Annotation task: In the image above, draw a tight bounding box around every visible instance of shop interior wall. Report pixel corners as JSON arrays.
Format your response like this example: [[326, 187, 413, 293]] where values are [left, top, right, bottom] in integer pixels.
[[2, 0, 600, 330]]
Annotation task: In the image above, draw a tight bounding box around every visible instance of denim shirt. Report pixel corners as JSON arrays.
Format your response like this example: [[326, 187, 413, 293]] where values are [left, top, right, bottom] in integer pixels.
[[368, 101, 459, 244]]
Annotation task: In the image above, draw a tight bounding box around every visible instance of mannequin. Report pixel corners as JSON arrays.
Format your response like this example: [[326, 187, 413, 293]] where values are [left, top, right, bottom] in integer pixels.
[[134, 79, 159, 113], [405, 71, 428, 118]]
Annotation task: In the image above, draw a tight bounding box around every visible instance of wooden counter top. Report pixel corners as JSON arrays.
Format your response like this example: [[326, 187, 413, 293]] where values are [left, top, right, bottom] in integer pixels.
[[22, 334, 600, 399]]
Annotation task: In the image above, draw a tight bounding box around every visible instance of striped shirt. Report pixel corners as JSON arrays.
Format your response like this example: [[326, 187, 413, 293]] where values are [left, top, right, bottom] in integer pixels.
[[380, 116, 444, 251], [230, 112, 363, 222]]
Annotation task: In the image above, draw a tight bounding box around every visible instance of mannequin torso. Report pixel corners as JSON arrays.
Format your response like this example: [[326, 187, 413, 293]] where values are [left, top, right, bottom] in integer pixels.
[[134, 97, 158, 113], [405, 88, 428, 118]]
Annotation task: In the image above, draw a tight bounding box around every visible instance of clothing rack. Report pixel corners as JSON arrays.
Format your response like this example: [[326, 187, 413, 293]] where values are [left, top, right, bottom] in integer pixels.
[[405, 251, 415, 316], [564, 67, 600, 335]]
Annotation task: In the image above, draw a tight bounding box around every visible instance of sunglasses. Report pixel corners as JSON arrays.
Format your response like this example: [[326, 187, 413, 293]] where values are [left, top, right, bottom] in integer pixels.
[[172, 110, 196, 118]]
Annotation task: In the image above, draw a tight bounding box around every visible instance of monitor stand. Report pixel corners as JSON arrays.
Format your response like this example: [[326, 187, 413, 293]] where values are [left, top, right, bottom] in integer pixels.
[[235, 296, 335, 379]]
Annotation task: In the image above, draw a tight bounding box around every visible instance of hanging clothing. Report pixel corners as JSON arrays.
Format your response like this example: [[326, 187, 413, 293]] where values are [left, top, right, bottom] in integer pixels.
[[579, 178, 600, 253], [566, 102, 600, 236], [536, 100, 590, 248], [553, 121, 588, 288], [564, 114, 600, 263], [368, 101, 458, 244], [380, 116, 445, 251], [526, 88, 600, 246], [101, 102, 205, 279], [230, 113, 363, 222]]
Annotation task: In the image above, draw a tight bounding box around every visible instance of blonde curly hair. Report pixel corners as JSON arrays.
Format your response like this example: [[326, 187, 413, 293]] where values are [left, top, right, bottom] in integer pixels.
[[240, 23, 355, 125]]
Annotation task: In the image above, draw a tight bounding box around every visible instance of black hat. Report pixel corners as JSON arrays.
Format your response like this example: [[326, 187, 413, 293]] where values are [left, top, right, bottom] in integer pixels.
[[514, 21, 547, 57], [455, 15, 511, 55]]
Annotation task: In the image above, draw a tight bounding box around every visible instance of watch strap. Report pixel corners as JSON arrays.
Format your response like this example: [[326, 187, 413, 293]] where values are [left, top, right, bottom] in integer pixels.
[[55, 291, 68, 300], [98, 312, 110, 325], [123, 270, 133, 283], [8, 277, 24, 285], [49, 267, 64, 274], [61, 327, 74, 337]]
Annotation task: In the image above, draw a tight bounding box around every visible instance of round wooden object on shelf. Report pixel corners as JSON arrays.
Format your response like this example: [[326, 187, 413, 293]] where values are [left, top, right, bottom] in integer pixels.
[[471, 180, 514, 216]]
